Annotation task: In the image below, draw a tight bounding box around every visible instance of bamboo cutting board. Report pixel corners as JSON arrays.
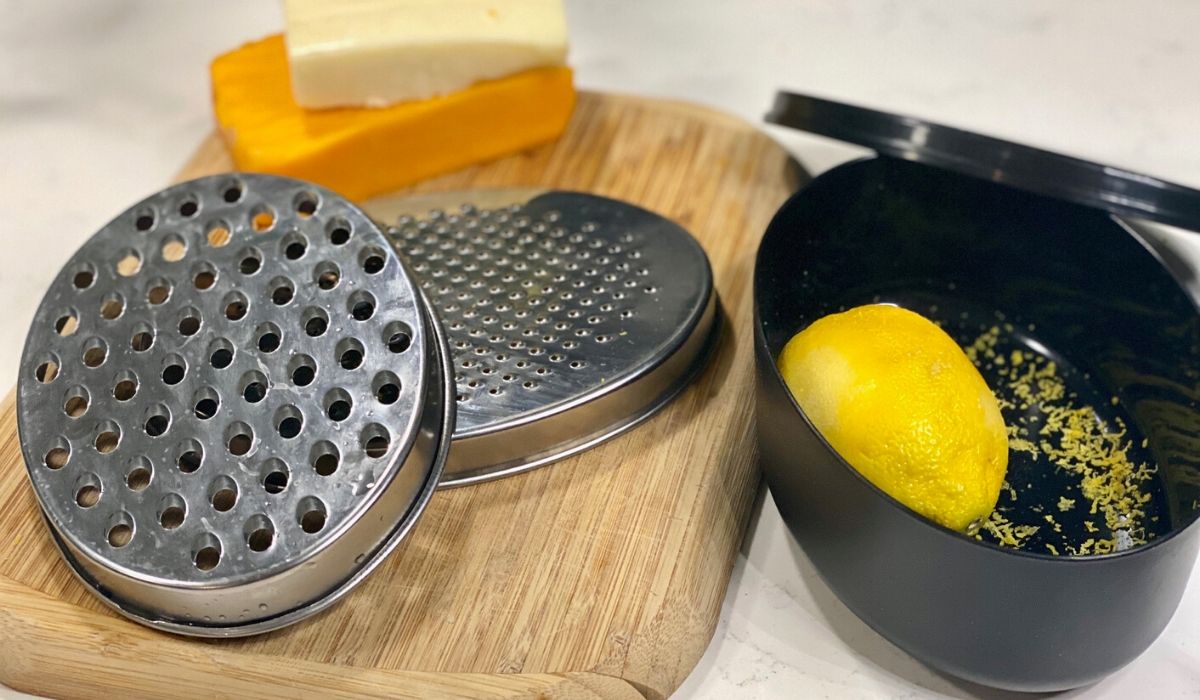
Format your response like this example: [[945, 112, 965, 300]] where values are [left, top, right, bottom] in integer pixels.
[[0, 92, 795, 699]]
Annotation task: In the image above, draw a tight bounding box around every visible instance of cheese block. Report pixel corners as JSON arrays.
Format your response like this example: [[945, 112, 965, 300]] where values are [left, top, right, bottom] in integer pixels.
[[210, 35, 575, 201], [284, 0, 569, 109]]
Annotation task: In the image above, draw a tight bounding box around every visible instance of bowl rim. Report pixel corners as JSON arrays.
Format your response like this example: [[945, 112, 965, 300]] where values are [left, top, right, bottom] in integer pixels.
[[753, 155, 1200, 563]]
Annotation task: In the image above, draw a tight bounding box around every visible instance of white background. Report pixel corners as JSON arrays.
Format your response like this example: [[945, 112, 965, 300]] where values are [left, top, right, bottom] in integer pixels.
[[3, 1, 1199, 697]]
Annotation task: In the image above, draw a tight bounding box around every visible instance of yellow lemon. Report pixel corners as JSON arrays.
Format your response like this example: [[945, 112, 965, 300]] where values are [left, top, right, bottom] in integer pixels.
[[777, 304, 1008, 531]]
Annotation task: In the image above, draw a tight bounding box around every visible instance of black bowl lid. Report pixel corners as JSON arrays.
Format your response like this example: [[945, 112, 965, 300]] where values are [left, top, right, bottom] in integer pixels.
[[766, 91, 1200, 232]]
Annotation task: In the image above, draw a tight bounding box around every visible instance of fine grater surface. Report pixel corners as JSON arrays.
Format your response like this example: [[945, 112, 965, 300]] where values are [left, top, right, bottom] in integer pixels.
[[17, 174, 453, 637], [381, 190, 719, 486]]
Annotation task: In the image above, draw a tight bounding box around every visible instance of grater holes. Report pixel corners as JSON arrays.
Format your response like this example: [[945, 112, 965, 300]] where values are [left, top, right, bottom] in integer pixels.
[[44, 438, 70, 470], [348, 291, 376, 321], [81, 337, 108, 368], [269, 276, 295, 306], [313, 261, 341, 290], [250, 205, 276, 233], [63, 385, 90, 418], [143, 404, 171, 437], [99, 292, 125, 320], [240, 370, 268, 403], [324, 388, 352, 422], [282, 231, 308, 260], [373, 371, 401, 405], [72, 263, 96, 290], [303, 307, 329, 337], [113, 370, 138, 401], [116, 249, 143, 277], [159, 493, 186, 529], [176, 439, 204, 473], [209, 475, 238, 512], [54, 309, 79, 337], [191, 261, 217, 290], [220, 179, 243, 203], [289, 354, 316, 386], [256, 322, 282, 353], [26, 175, 434, 589], [362, 424, 390, 458], [130, 323, 155, 352], [193, 534, 222, 571], [337, 338, 364, 370], [208, 338, 235, 369], [193, 387, 220, 420], [106, 513, 134, 548], [225, 422, 255, 457], [223, 291, 249, 321], [161, 233, 188, 262], [275, 405, 303, 439], [311, 441, 339, 476], [245, 514, 276, 552], [177, 307, 201, 336], [125, 457, 152, 492], [160, 504, 185, 529], [238, 246, 263, 275], [360, 246, 386, 274], [75, 474, 101, 508], [297, 497, 327, 534], [94, 421, 121, 454], [260, 459, 290, 494], [206, 221, 232, 248], [327, 218, 353, 245], [161, 354, 187, 385], [294, 190, 319, 218], [134, 207, 156, 232]]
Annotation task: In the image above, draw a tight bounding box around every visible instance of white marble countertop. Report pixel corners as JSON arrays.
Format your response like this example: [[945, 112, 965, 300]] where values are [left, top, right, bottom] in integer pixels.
[[3, 1, 1199, 697]]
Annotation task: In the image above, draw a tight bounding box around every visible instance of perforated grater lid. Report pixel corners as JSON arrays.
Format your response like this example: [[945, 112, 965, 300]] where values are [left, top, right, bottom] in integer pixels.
[[366, 189, 721, 486], [17, 174, 453, 636]]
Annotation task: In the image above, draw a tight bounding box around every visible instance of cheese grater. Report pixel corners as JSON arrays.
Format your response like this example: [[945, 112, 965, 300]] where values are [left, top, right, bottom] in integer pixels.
[[18, 178, 716, 636], [367, 189, 720, 486], [17, 174, 453, 636]]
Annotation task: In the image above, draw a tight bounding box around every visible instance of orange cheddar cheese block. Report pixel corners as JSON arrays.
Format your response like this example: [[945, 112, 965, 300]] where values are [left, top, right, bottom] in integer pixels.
[[211, 35, 575, 200]]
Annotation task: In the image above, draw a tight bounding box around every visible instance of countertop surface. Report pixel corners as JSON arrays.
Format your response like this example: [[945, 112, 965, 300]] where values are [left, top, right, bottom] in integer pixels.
[[3, 1, 1199, 697]]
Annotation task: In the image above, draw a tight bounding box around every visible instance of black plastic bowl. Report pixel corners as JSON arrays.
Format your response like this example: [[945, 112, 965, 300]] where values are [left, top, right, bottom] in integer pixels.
[[753, 156, 1200, 691]]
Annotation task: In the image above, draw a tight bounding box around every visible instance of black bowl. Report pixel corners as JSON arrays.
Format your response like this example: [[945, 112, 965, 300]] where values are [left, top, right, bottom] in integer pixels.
[[753, 156, 1200, 691]]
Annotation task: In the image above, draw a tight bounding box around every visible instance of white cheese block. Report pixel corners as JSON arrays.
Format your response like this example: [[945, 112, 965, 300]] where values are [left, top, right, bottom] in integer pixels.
[[283, 0, 569, 109]]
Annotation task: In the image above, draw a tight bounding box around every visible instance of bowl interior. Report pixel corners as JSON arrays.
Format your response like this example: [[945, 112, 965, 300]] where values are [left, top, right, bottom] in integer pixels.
[[756, 156, 1200, 554]]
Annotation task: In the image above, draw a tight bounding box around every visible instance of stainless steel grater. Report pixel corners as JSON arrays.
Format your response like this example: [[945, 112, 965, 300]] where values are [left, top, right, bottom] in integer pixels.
[[17, 174, 453, 637], [17, 177, 716, 637], [367, 189, 720, 486]]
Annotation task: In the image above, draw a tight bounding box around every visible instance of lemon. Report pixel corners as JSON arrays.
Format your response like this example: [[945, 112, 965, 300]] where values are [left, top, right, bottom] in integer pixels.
[[777, 304, 1008, 531]]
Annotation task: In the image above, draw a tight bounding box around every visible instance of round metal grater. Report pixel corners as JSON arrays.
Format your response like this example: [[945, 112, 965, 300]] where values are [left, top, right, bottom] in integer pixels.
[[17, 174, 453, 637], [373, 189, 720, 486]]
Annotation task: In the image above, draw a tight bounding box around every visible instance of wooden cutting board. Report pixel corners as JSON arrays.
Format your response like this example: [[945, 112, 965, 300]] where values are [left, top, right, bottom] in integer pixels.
[[0, 91, 795, 699]]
